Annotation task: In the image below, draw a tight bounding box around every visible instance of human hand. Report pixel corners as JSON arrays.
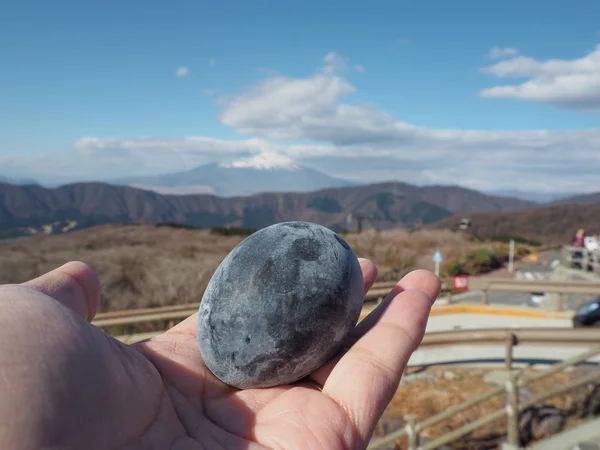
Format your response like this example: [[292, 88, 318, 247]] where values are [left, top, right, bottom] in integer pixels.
[[0, 260, 440, 450]]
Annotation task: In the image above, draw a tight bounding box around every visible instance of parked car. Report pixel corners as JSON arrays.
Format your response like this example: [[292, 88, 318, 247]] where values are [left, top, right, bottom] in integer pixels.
[[573, 298, 600, 327]]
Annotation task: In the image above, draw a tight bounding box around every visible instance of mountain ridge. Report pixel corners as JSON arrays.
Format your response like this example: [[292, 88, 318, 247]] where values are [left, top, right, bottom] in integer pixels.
[[0, 180, 533, 239], [548, 191, 600, 206], [485, 189, 583, 204], [428, 201, 600, 244]]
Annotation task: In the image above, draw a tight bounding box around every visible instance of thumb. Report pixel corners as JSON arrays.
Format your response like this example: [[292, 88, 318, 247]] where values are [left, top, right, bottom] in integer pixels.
[[23, 261, 101, 322]]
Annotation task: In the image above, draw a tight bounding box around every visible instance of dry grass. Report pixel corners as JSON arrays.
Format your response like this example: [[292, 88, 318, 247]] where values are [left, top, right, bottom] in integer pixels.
[[346, 228, 471, 270], [382, 365, 595, 450], [344, 229, 525, 281], [0, 224, 527, 312], [0, 224, 245, 312]]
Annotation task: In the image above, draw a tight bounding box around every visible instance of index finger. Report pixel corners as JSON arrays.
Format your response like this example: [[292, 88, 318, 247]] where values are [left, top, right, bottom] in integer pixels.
[[317, 270, 441, 445]]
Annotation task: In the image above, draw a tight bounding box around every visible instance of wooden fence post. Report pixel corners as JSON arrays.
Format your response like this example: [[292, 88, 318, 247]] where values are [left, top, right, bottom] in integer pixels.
[[556, 293, 564, 312], [405, 416, 419, 450], [505, 371, 520, 448], [505, 331, 515, 371]]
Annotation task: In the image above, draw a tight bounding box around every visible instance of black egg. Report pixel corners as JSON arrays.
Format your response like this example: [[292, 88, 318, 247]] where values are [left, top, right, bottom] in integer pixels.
[[197, 221, 364, 389]]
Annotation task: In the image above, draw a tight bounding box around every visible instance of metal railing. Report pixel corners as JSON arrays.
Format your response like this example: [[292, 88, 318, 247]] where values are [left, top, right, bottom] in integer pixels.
[[92, 277, 600, 332], [562, 245, 600, 274], [367, 328, 600, 450]]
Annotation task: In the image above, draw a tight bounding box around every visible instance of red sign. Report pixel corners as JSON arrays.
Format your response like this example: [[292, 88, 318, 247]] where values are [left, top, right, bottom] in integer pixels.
[[453, 275, 468, 291]]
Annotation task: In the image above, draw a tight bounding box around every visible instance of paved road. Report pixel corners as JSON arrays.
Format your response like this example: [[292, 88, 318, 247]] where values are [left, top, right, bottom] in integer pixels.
[[535, 250, 563, 266], [445, 289, 539, 307], [410, 312, 596, 367], [425, 314, 572, 332]]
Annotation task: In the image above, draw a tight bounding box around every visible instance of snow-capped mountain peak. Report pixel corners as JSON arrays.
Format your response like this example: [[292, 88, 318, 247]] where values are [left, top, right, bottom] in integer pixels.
[[219, 152, 300, 171], [117, 152, 356, 196]]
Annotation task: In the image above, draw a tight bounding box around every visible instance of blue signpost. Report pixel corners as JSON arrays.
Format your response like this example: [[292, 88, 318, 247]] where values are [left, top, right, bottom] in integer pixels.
[[432, 250, 443, 277]]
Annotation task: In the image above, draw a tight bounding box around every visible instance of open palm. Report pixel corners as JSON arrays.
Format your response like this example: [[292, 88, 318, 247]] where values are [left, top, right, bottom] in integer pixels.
[[0, 260, 440, 450]]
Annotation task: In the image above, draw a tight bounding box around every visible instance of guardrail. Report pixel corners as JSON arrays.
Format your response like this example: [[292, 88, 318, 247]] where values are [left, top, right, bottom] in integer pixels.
[[92, 277, 600, 332], [562, 245, 600, 274], [367, 328, 600, 450], [467, 277, 600, 311]]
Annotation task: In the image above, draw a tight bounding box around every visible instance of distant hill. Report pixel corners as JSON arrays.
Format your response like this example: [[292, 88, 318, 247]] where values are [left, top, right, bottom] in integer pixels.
[[549, 191, 600, 206], [0, 181, 532, 239], [115, 156, 357, 197], [429, 202, 600, 244], [0, 175, 37, 185], [486, 189, 581, 204]]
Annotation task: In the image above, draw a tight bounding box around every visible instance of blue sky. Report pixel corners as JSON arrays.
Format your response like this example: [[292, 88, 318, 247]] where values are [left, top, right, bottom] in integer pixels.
[[1, 0, 600, 192]]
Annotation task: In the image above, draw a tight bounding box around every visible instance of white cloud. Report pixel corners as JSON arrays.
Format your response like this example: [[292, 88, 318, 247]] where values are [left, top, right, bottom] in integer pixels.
[[174, 66, 190, 77], [5, 51, 600, 193], [481, 44, 600, 110], [219, 72, 360, 141], [202, 89, 215, 96], [488, 47, 519, 59], [354, 65, 366, 73], [214, 53, 600, 191], [321, 52, 348, 74], [12, 124, 600, 193], [209, 57, 216, 68]]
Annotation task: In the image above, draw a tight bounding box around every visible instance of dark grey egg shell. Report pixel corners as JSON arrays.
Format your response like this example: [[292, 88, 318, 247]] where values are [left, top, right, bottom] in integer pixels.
[[197, 221, 364, 389]]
